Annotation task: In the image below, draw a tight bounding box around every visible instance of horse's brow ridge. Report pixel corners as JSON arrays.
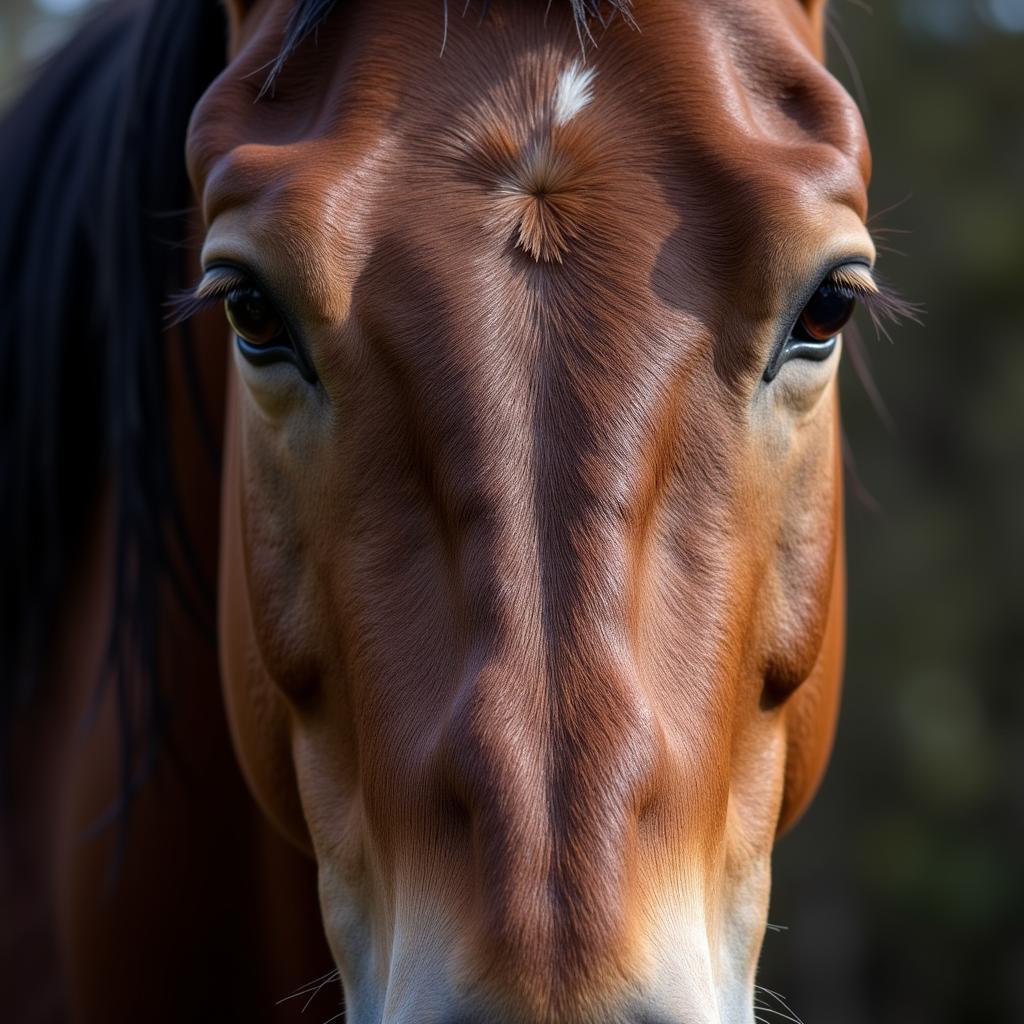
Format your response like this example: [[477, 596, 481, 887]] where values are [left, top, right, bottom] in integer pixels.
[[263, 0, 635, 93]]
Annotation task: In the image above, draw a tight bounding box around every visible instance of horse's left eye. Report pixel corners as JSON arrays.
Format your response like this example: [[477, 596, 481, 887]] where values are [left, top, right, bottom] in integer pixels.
[[222, 280, 319, 383], [225, 285, 286, 348]]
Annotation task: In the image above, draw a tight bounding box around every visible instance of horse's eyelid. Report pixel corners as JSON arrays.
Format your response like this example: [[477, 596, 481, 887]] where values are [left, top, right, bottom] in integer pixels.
[[825, 264, 922, 327], [165, 269, 245, 326], [827, 264, 879, 298], [196, 268, 247, 299]]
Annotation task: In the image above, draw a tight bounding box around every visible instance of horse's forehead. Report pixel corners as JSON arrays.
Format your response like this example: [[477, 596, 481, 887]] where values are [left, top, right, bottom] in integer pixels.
[[192, 0, 867, 191], [190, 0, 868, 377]]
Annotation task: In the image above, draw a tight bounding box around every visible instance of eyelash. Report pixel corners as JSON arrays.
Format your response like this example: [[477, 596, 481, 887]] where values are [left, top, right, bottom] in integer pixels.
[[815, 266, 917, 339], [167, 268, 252, 326]]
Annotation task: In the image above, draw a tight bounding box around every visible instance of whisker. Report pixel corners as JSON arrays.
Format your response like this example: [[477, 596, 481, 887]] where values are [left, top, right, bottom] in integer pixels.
[[868, 191, 915, 225], [277, 968, 341, 1005], [873, 242, 909, 259], [755, 985, 807, 1024], [301, 971, 342, 1014], [754, 1004, 804, 1024]]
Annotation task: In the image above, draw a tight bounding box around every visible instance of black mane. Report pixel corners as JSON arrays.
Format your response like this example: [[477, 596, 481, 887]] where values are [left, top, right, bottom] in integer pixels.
[[0, 0, 226, 797]]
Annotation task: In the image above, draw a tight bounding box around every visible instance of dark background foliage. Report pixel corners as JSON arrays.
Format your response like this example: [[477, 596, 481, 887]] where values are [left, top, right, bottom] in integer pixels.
[[2, 1, 1022, 1021], [762, 4, 1024, 1022]]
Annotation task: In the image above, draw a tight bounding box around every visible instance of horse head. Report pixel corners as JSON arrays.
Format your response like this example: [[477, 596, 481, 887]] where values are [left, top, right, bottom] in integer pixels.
[[186, 1, 869, 1019]]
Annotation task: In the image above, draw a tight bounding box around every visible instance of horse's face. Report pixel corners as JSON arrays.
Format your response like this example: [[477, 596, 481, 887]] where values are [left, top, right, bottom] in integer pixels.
[[188, 0, 869, 1019]]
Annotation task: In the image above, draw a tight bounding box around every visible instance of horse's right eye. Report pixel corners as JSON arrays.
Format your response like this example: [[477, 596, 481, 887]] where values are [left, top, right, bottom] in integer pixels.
[[225, 285, 286, 348], [764, 266, 869, 382], [792, 282, 857, 343]]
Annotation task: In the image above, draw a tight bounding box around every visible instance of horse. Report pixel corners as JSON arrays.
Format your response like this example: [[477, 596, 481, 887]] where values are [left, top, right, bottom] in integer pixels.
[[0, 1, 905, 1021]]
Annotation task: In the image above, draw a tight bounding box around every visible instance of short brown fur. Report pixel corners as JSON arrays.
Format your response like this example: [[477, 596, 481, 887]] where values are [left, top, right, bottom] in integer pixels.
[[6, 1, 873, 1022]]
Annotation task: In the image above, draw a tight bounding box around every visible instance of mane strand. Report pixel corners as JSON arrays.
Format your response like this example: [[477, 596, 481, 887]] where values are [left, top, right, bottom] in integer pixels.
[[0, 0, 226, 807]]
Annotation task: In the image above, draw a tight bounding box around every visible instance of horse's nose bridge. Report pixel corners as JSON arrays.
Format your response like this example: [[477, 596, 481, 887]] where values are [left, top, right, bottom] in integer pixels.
[[552, 652, 668, 825], [434, 650, 548, 845], [434, 645, 667, 900]]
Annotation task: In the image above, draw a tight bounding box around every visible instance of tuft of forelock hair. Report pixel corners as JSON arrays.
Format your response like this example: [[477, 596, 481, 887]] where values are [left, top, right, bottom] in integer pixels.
[[262, 0, 635, 92]]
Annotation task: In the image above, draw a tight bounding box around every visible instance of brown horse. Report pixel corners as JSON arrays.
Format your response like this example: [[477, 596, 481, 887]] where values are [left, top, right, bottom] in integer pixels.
[[1, 1, 904, 1021]]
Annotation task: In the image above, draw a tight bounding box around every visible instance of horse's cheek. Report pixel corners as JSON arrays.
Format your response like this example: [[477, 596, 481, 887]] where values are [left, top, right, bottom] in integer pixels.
[[218, 382, 314, 855], [776, 531, 845, 834], [774, 416, 845, 833], [752, 385, 846, 832]]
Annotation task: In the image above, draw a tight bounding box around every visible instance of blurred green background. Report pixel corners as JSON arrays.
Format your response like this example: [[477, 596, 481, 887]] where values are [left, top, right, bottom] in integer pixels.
[[2, 1, 1022, 1021]]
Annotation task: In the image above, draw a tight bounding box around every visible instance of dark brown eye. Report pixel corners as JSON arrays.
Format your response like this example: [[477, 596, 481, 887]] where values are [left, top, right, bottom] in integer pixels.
[[792, 282, 856, 343], [225, 285, 285, 347], [763, 274, 859, 382]]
